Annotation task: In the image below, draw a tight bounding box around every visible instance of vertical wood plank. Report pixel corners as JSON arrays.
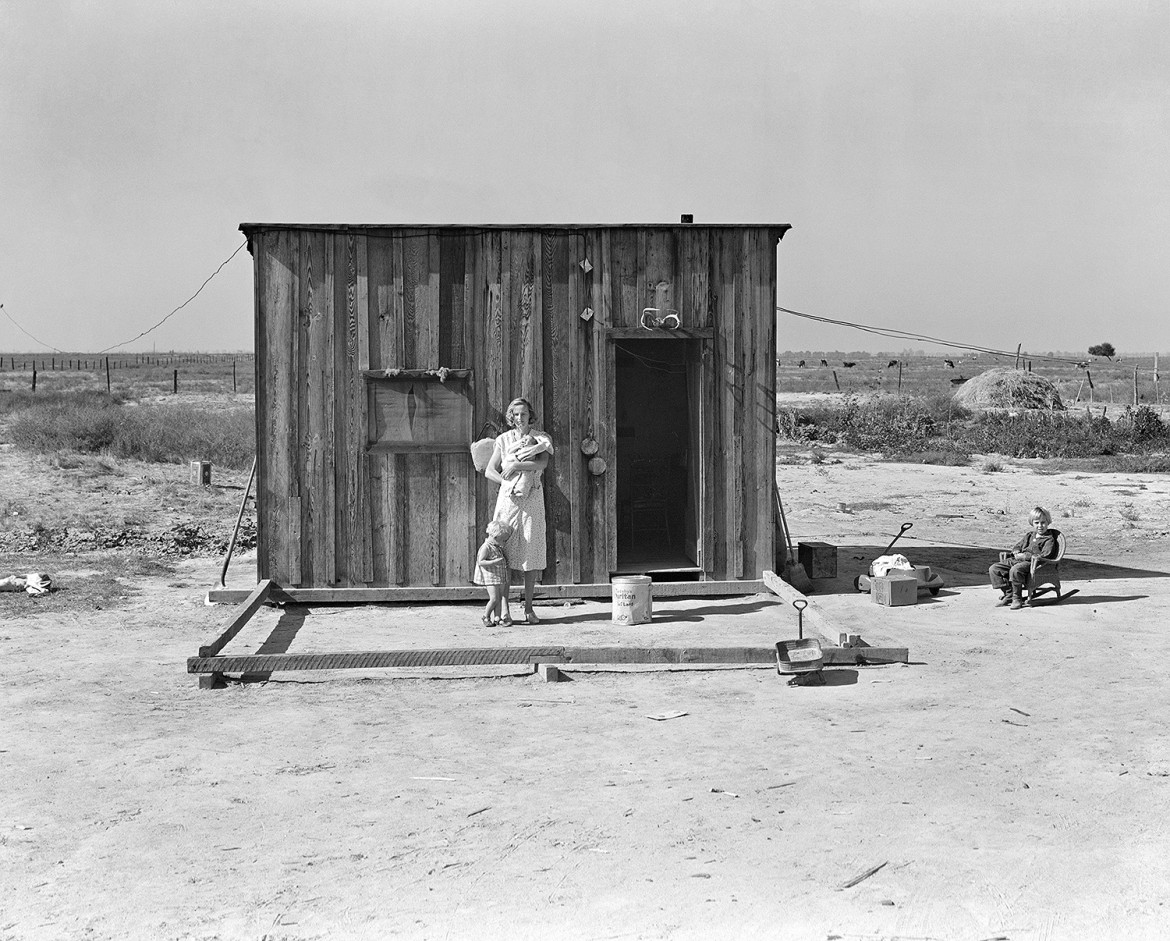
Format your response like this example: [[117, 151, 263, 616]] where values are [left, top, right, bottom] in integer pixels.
[[337, 233, 370, 585], [752, 228, 778, 576], [266, 230, 298, 585], [508, 230, 542, 405], [301, 230, 327, 586], [402, 233, 418, 365], [321, 234, 337, 584], [541, 232, 573, 584], [404, 454, 441, 585], [712, 231, 740, 578], [370, 452, 405, 586], [252, 233, 269, 580], [612, 228, 639, 328], [287, 233, 303, 586], [682, 227, 711, 328], [441, 454, 473, 584], [739, 231, 759, 579], [578, 231, 601, 582], [593, 230, 612, 580], [727, 232, 744, 578], [439, 234, 468, 367], [566, 235, 582, 584], [643, 228, 677, 318]]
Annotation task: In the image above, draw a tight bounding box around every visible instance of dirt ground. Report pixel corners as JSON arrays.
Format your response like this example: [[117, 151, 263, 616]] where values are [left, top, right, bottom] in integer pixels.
[[3, 440, 1170, 940]]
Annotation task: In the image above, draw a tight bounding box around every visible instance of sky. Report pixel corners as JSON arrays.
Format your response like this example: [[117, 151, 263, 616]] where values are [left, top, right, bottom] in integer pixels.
[[1, 0, 1167, 356]]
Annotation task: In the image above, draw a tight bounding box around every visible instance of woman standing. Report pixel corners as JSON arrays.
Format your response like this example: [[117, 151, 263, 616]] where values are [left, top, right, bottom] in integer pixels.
[[485, 397, 553, 623]]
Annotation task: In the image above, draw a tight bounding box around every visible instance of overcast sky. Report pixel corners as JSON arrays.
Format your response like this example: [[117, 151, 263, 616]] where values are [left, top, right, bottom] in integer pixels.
[[1, 0, 1166, 356]]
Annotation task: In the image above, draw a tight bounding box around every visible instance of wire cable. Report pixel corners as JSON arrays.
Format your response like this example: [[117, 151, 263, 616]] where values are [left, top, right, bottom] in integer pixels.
[[776, 305, 1101, 368], [0, 303, 67, 353], [97, 240, 248, 353]]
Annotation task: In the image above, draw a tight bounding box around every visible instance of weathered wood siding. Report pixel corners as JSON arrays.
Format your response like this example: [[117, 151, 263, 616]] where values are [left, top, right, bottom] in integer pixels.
[[249, 225, 781, 588]]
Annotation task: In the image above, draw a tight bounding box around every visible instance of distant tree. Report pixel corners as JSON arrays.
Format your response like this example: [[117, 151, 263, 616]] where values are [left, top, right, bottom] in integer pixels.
[[1088, 342, 1116, 359]]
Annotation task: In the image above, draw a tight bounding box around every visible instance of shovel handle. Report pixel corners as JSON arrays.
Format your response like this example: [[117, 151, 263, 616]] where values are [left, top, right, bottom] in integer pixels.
[[792, 599, 807, 639], [882, 522, 914, 555]]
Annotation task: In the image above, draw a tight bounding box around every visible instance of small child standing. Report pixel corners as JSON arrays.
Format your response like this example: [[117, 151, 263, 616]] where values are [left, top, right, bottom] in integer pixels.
[[473, 520, 514, 626], [989, 505, 1057, 610]]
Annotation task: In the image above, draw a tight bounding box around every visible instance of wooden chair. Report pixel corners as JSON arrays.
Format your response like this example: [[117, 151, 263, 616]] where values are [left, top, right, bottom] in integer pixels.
[[1026, 530, 1066, 605], [629, 459, 672, 545]]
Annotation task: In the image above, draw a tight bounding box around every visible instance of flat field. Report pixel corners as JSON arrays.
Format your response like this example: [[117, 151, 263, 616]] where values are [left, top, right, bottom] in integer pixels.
[[2, 360, 1170, 940]]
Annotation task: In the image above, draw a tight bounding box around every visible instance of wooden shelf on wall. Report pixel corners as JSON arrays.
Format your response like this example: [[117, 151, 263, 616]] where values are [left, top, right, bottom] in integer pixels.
[[361, 369, 472, 380], [606, 327, 714, 340]]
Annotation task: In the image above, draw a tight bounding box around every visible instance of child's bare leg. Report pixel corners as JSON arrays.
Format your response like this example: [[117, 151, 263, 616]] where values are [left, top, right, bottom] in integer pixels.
[[484, 587, 501, 623]]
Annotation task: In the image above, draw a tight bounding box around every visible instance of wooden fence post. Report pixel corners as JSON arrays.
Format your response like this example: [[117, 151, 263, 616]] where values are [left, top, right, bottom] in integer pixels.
[[106, 357, 111, 394], [897, 361, 903, 392], [32, 365, 37, 392], [173, 369, 178, 394]]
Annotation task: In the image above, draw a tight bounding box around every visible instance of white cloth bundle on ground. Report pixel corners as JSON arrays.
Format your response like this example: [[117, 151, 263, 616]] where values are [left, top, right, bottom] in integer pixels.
[[870, 554, 913, 578], [0, 573, 53, 595]]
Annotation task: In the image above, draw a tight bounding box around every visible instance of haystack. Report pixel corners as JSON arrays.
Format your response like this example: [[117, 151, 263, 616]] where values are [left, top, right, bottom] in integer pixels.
[[953, 368, 1064, 410]]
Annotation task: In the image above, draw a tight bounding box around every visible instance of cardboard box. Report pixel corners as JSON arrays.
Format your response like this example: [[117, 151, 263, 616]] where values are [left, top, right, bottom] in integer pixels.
[[872, 573, 918, 606], [798, 541, 837, 579]]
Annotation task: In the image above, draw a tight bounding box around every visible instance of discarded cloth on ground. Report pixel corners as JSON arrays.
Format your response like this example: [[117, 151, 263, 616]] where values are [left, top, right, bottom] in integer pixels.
[[870, 554, 913, 578], [0, 573, 53, 596]]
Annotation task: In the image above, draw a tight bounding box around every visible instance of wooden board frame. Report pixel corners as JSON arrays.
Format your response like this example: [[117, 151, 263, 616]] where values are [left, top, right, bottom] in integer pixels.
[[190, 572, 909, 686]]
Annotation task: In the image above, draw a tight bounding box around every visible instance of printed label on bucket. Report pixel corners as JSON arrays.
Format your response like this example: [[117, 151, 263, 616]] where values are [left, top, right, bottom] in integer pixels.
[[612, 576, 652, 624]]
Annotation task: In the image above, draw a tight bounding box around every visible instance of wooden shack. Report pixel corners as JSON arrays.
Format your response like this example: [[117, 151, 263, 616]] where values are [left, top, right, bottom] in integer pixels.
[[240, 222, 790, 597]]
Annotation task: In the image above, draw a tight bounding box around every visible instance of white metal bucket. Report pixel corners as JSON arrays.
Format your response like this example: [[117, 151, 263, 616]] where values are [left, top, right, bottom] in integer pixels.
[[611, 575, 652, 624]]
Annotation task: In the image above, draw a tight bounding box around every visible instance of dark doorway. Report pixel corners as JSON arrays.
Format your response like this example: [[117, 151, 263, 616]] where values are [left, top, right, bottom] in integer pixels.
[[614, 340, 698, 576]]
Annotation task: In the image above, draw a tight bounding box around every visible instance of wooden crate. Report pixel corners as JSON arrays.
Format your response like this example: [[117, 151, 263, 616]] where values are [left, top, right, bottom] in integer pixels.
[[798, 541, 837, 579], [872, 573, 917, 606]]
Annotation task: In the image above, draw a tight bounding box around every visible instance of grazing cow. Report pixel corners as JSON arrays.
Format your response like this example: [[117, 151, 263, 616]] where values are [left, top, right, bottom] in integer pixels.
[[842, 361, 856, 368], [1076, 361, 1089, 370], [797, 360, 806, 368], [944, 359, 955, 368], [819, 359, 829, 367], [887, 360, 898, 368]]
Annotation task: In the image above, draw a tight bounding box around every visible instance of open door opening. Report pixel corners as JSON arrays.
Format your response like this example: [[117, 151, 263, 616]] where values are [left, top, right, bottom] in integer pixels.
[[614, 340, 701, 579]]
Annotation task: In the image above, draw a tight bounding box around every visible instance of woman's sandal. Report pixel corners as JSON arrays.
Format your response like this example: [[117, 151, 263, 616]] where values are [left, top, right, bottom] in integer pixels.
[[499, 614, 514, 626], [481, 614, 495, 627]]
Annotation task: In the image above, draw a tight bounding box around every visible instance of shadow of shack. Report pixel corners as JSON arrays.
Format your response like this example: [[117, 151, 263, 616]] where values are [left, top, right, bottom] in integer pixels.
[[241, 221, 791, 598]]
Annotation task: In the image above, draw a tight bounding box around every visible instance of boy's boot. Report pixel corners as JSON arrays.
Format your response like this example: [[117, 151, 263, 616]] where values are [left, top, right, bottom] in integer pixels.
[[995, 587, 1011, 606], [1009, 585, 1024, 610]]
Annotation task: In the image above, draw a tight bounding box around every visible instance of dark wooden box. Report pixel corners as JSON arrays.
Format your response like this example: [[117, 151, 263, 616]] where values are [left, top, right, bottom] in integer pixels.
[[797, 541, 837, 579]]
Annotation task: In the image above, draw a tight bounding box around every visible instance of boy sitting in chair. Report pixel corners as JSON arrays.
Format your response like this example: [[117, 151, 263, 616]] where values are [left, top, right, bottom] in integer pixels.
[[989, 506, 1058, 610]]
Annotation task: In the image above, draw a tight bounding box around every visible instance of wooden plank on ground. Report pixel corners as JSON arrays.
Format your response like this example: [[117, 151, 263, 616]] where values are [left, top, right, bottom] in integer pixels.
[[188, 647, 569, 674], [198, 579, 274, 657], [821, 647, 909, 665], [562, 646, 775, 665], [761, 569, 836, 644]]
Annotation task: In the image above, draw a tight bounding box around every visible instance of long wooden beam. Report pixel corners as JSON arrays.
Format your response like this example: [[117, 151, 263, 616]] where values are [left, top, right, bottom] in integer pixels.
[[187, 644, 909, 676], [205, 579, 767, 605], [188, 647, 569, 674], [198, 579, 273, 658]]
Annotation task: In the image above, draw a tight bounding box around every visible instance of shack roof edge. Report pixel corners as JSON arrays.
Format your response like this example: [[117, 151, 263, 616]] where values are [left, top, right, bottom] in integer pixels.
[[239, 222, 791, 238]]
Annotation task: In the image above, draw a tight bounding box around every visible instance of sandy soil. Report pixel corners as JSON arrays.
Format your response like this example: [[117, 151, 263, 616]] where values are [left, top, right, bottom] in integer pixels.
[[3, 445, 1170, 940]]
